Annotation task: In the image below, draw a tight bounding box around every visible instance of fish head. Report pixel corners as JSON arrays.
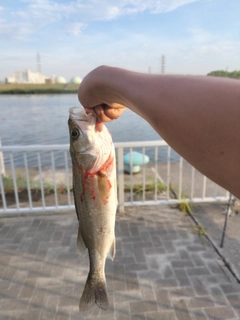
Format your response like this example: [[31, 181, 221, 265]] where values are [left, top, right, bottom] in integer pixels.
[[68, 106, 96, 154], [68, 107, 115, 173], [68, 106, 113, 173]]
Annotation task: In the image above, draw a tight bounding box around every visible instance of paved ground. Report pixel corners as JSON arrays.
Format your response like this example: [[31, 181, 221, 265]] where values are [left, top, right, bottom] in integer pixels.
[[1, 205, 240, 320], [193, 202, 240, 282]]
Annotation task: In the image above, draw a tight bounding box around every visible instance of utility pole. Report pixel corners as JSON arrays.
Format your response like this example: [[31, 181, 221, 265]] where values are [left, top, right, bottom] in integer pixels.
[[160, 55, 166, 74]]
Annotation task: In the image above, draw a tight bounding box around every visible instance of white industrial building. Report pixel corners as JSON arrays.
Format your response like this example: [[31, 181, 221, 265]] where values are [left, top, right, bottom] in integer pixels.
[[5, 70, 82, 85], [5, 69, 48, 84]]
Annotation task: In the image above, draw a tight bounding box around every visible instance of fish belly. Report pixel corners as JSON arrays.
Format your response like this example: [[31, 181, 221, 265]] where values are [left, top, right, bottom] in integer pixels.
[[74, 171, 117, 311]]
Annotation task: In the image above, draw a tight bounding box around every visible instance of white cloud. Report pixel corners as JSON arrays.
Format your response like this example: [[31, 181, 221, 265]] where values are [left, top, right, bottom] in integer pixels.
[[187, 28, 213, 43], [1, 0, 203, 40], [65, 22, 86, 36]]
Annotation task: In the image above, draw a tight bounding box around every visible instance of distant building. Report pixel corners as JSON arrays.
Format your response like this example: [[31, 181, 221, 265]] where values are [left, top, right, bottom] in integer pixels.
[[5, 69, 47, 84], [70, 76, 82, 84], [45, 76, 55, 84], [55, 76, 67, 84], [5, 70, 82, 85]]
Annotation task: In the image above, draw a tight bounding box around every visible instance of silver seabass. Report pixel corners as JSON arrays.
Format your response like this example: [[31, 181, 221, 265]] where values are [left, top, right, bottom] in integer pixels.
[[68, 106, 117, 311]]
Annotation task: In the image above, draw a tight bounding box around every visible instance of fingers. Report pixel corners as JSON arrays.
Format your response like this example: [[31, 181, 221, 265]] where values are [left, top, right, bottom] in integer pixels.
[[86, 104, 126, 121], [85, 104, 126, 132], [95, 119, 104, 132], [104, 106, 126, 120], [95, 105, 114, 122]]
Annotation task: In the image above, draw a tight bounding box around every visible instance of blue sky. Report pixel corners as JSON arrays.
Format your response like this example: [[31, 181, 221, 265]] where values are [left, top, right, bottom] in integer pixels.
[[1, 0, 240, 81]]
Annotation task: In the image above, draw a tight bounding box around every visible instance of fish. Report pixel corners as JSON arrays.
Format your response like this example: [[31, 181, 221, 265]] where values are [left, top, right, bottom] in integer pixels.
[[68, 106, 118, 311]]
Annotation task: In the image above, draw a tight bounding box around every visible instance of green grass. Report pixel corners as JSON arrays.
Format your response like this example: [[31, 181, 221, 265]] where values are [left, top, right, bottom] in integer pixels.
[[124, 181, 167, 195], [192, 224, 206, 237], [169, 184, 193, 215], [0, 83, 79, 94], [1, 175, 67, 195], [2, 175, 167, 197]]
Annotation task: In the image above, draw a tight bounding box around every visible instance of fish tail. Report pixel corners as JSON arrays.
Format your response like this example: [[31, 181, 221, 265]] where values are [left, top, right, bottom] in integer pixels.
[[79, 275, 109, 311]]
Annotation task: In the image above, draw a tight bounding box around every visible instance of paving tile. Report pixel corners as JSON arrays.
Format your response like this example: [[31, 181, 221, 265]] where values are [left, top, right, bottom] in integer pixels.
[[190, 278, 209, 296], [141, 284, 156, 301], [30, 288, 47, 309], [221, 283, 240, 295], [169, 287, 195, 300], [1, 206, 240, 319], [187, 296, 215, 309], [155, 290, 172, 310], [207, 261, 225, 274], [190, 309, 208, 320], [12, 309, 42, 320], [131, 314, 146, 320], [177, 276, 192, 287], [19, 282, 35, 299], [172, 299, 192, 320], [150, 235, 163, 247], [114, 301, 131, 320], [59, 294, 79, 307], [130, 300, 158, 314], [186, 267, 210, 277], [133, 247, 146, 263], [144, 247, 166, 255], [126, 272, 139, 291], [204, 306, 237, 319], [226, 294, 240, 315], [0, 310, 12, 320], [161, 241, 176, 253], [55, 308, 71, 320], [187, 246, 206, 252], [2, 298, 30, 311], [155, 279, 179, 288], [138, 270, 163, 281], [171, 260, 195, 269], [128, 263, 148, 271], [146, 256, 159, 270], [210, 286, 229, 307], [146, 311, 176, 320], [179, 249, 190, 260], [122, 242, 134, 257], [163, 265, 174, 278], [190, 253, 206, 267]]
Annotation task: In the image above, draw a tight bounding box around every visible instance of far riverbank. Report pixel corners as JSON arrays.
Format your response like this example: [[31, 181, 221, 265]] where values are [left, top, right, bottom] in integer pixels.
[[0, 83, 79, 94]]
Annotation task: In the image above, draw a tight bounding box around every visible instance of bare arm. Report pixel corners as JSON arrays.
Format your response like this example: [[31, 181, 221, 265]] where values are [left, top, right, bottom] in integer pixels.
[[78, 66, 240, 198]]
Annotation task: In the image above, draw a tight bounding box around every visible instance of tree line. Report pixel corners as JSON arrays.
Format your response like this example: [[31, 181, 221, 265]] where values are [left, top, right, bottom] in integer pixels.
[[207, 70, 240, 79]]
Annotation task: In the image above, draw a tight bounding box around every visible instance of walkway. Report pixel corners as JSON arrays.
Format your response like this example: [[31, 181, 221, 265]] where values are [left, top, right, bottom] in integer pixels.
[[0, 205, 240, 320]]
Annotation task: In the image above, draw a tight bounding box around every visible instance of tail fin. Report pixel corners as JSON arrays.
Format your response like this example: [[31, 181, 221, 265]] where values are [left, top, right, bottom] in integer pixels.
[[79, 276, 109, 311]]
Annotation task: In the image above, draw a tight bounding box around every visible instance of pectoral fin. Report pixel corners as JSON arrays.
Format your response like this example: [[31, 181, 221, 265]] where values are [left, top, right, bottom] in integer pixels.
[[97, 171, 112, 203]]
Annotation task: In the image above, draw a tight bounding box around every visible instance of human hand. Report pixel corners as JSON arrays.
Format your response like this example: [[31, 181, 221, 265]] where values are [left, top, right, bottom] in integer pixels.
[[78, 66, 126, 131], [85, 104, 126, 131]]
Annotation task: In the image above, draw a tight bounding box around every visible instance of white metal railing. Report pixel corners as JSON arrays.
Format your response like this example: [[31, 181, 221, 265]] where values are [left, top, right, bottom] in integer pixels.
[[0, 141, 229, 215]]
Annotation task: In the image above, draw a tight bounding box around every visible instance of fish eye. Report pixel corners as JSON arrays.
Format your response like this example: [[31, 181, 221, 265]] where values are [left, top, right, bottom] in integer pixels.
[[71, 129, 80, 138]]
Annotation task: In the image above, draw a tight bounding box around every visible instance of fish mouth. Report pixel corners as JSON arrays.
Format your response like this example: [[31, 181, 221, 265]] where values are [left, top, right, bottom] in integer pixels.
[[69, 106, 89, 122]]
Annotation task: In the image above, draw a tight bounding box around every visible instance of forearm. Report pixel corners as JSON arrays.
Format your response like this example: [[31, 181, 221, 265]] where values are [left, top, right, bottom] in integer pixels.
[[79, 66, 240, 197]]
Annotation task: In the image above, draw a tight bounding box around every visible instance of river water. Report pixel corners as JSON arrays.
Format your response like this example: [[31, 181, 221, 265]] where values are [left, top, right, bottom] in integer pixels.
[[0, 94, 179, 167]]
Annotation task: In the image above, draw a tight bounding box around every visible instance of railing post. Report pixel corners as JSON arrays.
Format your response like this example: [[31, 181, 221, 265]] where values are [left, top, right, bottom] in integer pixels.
[[0, 138, 5, 176], [117, 147, 125, 214]]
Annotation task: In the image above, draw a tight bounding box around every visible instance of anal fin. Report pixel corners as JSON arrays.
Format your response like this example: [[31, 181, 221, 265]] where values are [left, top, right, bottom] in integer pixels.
[[108, 239, 115, 260], [77, 225, 87, 253]]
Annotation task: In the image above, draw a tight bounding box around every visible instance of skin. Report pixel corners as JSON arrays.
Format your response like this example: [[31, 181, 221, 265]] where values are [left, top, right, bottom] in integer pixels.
[[78, 66, 240, 199]]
